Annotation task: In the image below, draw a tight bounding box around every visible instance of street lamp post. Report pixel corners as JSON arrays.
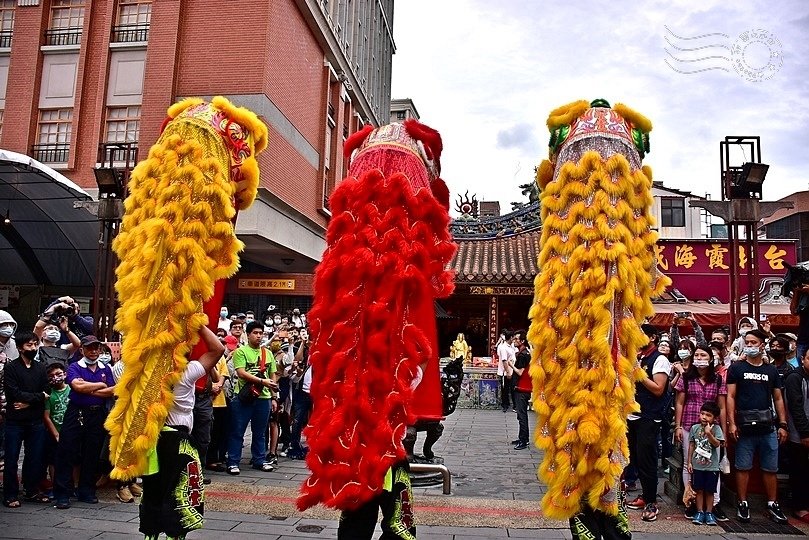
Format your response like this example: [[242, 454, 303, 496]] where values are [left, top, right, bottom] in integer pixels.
[[91, 142, 137, 341], [690, 136, 792, 332]]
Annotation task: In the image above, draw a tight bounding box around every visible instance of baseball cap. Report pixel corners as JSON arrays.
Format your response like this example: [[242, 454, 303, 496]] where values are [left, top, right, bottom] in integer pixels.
[[80, 335, 100, 347], [776, 332, 798, 342]]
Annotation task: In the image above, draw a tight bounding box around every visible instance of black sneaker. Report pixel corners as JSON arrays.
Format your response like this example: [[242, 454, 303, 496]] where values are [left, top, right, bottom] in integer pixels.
[[767, 502, 788, 524], [737, 500, 751, 523], [514, 442, 529, 450], [684, 502, 697, 519], [713, 504, 729, 522], [511, 439, 521, 445]]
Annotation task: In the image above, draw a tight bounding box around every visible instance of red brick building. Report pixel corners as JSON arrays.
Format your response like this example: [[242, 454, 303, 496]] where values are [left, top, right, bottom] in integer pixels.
[[0, 0, 395, 313]]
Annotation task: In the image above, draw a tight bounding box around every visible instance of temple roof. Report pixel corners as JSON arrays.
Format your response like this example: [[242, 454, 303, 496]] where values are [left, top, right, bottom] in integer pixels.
[[449, 201, 541, 240], [450, 229, 540, 284]]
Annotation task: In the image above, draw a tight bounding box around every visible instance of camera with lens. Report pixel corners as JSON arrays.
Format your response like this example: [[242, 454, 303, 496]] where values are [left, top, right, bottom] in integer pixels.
[[47, 303, 75, 325]]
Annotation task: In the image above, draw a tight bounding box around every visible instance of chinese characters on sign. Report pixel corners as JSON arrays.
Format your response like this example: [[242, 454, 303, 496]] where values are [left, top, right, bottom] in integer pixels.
[[655, 240, 792, 274], [237, 278, 296, 291]]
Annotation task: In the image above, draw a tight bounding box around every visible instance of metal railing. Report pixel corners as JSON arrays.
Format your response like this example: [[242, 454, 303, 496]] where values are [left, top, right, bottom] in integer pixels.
[[111, 23, 149, 43], [31, 143, 70, 163], [45, 27, 82, 46], [0, 30, 12, 48], [98, 141, 138, 170]]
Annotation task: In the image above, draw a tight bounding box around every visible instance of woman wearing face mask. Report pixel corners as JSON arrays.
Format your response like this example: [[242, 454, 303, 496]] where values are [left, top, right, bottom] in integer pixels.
[[35, 318, 80, 366], [671, 339, 696, 391], [674, 344, 728, 521], [0, 310, 19, 362]]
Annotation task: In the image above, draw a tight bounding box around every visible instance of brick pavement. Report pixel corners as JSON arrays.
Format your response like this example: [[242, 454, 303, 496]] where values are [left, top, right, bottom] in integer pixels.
[[0, 409, 804, 538]]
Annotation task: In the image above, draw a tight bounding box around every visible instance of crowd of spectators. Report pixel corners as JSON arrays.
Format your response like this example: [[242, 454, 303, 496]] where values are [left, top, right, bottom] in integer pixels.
[[0, 299, 312, 510], [624, 309, 808, 526]]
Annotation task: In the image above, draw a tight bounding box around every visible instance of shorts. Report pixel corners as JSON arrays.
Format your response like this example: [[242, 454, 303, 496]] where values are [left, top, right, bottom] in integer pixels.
[[735, 431, 779, 472], [691, 469, 719, 493]]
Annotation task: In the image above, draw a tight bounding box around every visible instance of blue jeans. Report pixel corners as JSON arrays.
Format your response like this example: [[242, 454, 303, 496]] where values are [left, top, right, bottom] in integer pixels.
[[290, 390, 312, 453], [735, 430, 779, 472], [3, 420, 45, 502], [227, 397, 270, 467]]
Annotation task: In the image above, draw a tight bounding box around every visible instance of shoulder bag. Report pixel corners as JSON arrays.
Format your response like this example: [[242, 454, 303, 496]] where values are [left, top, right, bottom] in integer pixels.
[[237, 347, 267, 404]]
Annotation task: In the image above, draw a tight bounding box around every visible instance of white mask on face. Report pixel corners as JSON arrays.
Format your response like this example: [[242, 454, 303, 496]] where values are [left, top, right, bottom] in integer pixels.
[[677, 349, 690, 360], [98, 353, 111, 364], [44, 329, 62, 342], [743, 346, 762, 358], [693, 359, 710, 368], [0, 325, 14, 338]]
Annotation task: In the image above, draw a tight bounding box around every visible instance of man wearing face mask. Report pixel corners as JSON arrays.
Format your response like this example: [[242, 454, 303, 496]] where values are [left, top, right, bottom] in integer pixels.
[[727, 328, 789, 524], [35, 320, 80, 367], [776, 333, 799, 369], [2, 332, 49, 507], [0, 310, 19, 362], [217, 307, 231, 332], [53, 335, 115, 509], [768, 336, 795, 380]]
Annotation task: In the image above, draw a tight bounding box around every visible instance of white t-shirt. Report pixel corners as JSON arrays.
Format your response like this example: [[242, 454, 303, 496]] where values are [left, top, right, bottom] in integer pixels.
[[496, 341, 514, 376], [217, 318, 231, 331], [165, 360, 207, 431]]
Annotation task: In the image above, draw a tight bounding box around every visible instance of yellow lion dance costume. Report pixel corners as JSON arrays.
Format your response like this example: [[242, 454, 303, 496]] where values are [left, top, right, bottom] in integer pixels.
[[106, 97, 268, 480], [527, 99, 669, 526]]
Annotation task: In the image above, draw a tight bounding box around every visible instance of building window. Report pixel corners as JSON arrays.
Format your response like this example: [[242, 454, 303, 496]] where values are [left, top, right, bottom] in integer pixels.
[[396, 111, 405, 120], [34, 108, 72, 163], [105, 105, 140, 143], [661, 197, 685, 228], [112, 0, 150, 42], [0, 0, 13, 48], [46, 0, 84, 46]]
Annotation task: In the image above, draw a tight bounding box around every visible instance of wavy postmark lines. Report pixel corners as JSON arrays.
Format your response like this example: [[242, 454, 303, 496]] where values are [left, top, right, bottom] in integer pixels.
[[664, 26, 783, 82]]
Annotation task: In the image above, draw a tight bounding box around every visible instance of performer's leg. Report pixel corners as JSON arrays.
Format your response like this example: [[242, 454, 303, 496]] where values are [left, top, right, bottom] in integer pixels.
[[379, 461, 417, 540], [403, 425, 417, 459], [338, 499, 380, 540], [421, 421, 444, 460], [191, 393, 213, 466]]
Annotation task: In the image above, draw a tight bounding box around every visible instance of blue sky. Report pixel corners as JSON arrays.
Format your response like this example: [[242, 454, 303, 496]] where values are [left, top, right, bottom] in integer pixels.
[[391, 0, 809, 213]]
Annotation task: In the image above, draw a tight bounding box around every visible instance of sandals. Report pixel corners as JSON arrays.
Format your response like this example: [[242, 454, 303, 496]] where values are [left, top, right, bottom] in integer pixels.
[[3, 499, 21, 508], [24, 492, 52, 504]]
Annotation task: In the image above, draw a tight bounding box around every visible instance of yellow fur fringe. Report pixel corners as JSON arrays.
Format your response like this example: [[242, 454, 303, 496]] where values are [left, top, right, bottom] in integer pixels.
[[105, 97, 267, 480], [547, 100, 590, 130], [528, 103, 670, 520]]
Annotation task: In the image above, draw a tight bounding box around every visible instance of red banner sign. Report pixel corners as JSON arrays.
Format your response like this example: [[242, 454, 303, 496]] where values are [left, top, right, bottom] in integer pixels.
[[656, 239, 796, 302]]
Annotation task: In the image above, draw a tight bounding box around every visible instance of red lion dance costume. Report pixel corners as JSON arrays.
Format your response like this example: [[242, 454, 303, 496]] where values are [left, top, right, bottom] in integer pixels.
[[297, 120, 457, 539]]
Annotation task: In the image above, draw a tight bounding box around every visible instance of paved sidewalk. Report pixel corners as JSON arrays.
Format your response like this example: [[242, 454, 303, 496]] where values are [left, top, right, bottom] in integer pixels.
[[0, 409, 805, 538]]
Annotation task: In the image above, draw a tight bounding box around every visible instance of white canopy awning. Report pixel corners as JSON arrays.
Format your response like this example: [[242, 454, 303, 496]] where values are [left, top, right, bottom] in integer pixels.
[[0, 149, 98, 287]]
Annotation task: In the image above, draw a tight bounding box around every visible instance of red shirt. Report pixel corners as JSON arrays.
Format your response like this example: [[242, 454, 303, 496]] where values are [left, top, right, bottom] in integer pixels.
[[514, 349, 532, 392]]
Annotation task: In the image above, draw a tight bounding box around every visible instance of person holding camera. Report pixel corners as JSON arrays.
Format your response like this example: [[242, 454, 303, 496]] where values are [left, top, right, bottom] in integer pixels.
[[726, 328, 789, 524], [226, 321, 277, 475], [34, 317, 80, 367]]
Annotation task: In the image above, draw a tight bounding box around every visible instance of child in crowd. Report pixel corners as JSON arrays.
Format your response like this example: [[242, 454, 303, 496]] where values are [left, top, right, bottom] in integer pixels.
[[43, 363, 69, 492], [687, 401, 724, 526]]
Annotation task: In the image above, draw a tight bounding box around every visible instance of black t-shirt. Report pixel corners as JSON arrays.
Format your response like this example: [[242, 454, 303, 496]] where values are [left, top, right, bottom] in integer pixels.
[[727, 360, 781, 411]]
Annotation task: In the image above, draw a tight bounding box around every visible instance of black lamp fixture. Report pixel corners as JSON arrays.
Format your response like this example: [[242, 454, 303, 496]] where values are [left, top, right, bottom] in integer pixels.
[[93, 166, 125, 198], [731, 162, 769, 199]]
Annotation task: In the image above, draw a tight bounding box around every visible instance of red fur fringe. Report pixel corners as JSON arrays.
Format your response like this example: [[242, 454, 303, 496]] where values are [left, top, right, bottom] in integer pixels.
[[430, 178, 450, 212], [404, 119, 443, 171], [297, 169, 456, 512], [343, 124, 374, 159]]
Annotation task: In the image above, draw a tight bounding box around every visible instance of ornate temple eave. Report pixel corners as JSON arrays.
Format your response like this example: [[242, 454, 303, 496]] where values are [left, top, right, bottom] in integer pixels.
[[449, 201, 541, 240], [449, 229, 540, 285]]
